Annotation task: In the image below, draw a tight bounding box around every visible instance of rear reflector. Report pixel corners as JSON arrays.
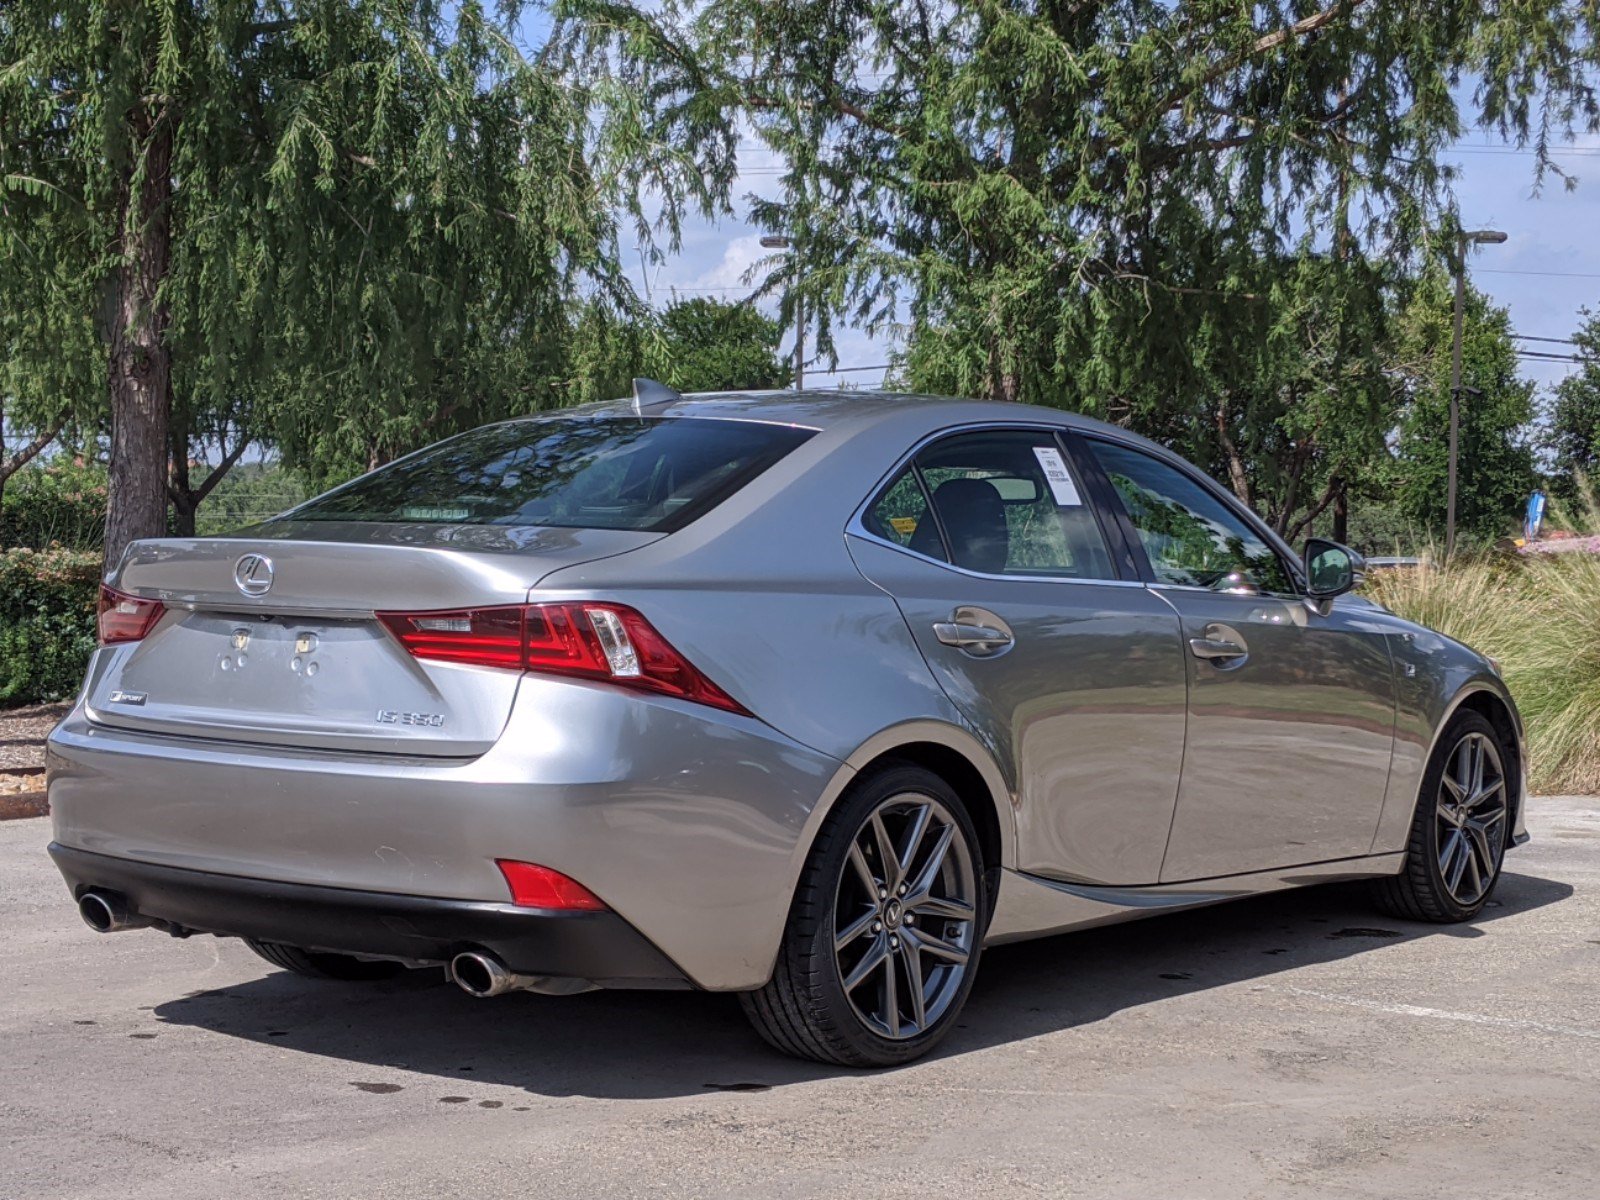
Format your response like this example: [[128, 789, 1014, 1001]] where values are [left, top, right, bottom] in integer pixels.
[[377, 602, 749, 715], [496, 860, 608, 911], [97, 585, 166, 646]]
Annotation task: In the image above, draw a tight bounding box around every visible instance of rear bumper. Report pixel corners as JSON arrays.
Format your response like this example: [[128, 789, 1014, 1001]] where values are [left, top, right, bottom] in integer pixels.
[[50, 843, 688, 988], [46, 672, 849, 991]]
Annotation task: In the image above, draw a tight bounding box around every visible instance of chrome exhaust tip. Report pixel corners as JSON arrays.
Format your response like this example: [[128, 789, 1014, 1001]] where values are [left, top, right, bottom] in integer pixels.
[[78, 890, 148, 933], [449, 951, 517, 998]]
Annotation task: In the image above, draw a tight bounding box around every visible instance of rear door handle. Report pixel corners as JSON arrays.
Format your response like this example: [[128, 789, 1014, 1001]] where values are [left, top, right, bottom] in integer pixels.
[[933, 622, 1013, 657], [1188, 635, 1247, 661]]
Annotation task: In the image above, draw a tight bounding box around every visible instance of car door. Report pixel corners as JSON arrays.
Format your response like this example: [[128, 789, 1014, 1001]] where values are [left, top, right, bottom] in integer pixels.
[[1076, 435, 1397, 882], [846, 425, 1189, 887]]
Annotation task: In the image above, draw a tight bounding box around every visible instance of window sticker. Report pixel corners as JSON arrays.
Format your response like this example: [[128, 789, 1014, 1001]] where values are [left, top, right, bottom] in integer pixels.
[[1031, 446, 1083, 506], [889, 516, 919, 536]]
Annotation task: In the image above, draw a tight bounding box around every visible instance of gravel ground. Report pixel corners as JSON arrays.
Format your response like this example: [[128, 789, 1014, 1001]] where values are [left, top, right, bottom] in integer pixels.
[[2, 796, 1597, 1199], [0, 702, 67, 770]]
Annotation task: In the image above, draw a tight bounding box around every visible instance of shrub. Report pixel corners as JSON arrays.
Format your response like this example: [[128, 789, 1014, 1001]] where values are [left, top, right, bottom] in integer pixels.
[[0, 458, 108, 551], [0, 547, 100, 706]]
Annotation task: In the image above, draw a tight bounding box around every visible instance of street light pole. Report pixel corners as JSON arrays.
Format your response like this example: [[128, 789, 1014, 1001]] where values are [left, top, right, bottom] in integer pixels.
[[761, 240, 806, 395], [760, 234, 803, 389], [1447, 227, 1507, 558]]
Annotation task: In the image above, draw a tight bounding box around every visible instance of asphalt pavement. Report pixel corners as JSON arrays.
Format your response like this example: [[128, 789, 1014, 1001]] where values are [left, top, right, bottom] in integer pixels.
[[2, 798, 1597, 1199]]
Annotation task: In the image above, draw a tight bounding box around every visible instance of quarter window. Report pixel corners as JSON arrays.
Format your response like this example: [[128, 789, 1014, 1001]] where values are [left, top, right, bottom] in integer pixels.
[[866, 430, 1116, 579], [1085, 438, 1294, 594]]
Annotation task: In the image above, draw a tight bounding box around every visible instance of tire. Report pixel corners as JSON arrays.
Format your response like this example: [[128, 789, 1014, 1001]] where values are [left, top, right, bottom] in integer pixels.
[[1371, 710, 1512, 923], [245, 939, 406, 982], [740, 763, 987, 1067]]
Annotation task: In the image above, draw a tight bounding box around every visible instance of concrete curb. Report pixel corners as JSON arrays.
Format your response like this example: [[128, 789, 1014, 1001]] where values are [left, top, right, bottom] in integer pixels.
[[0, 791, 48, 821]]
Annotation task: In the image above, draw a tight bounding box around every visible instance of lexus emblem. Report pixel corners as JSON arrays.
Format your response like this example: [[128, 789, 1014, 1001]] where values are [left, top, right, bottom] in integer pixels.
[[233, 553, 275, 597]]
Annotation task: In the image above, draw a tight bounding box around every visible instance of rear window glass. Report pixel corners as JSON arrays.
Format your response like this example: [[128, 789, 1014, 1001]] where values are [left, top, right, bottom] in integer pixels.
[[282, 417, 814, 533]]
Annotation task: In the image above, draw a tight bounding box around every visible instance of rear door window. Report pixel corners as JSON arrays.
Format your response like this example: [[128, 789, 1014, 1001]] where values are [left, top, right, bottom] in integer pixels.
[[865, 429, 1116, 579], [283, 417, 814, 533]]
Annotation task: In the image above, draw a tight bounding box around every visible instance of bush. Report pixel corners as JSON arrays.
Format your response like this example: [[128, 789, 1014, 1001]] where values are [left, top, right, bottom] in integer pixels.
[[0, 458, 108, 550], [0, 547, 100, 706], [1366, 550, 1600, 795]]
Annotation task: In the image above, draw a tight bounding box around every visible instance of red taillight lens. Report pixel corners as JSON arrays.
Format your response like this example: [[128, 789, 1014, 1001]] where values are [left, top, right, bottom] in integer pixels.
[[496, 860, 608, 911], [376, 601, 749, 715], [97, 585, 166, 646]]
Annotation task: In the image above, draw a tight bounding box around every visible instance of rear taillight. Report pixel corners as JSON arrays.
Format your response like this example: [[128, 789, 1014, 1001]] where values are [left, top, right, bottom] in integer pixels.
[[377, 602, 749, 715], [97, 585, 165, 646]]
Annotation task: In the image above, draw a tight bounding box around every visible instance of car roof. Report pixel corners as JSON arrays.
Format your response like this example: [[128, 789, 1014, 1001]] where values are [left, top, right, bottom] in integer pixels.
[[557, 388, 1171, 454]]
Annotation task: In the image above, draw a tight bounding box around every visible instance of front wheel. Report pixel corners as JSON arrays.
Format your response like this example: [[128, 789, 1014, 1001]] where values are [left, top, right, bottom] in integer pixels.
[[1372, 710, 1512, 922], [741, 764, 986, 1067]]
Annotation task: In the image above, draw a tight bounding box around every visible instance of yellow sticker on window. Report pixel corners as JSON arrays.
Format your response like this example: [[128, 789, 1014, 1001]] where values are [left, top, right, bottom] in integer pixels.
[[889, 516, 919, 536]]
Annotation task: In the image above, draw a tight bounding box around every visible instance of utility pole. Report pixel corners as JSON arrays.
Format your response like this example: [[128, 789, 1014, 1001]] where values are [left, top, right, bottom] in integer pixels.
[[760, 235, 802, 389], [1447, 227, 1507, 557]]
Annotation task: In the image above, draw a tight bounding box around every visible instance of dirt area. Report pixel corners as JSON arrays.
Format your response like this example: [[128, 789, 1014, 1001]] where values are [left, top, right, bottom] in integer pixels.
[[0, 702, 67, 770], [0, 702, 64, 819]]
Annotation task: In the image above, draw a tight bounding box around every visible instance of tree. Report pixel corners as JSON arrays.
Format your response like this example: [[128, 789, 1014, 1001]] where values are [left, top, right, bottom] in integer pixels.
[[559, 0, 1600, 535], [2, 1, 624, 563], [562, 296, 786, 405], [1550, 308, 1600, 495], [1389, 273, 1536, 544]]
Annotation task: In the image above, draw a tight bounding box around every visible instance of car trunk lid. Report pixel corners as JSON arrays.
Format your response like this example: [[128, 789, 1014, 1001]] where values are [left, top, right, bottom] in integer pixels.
[[86, 526, 660, 756]]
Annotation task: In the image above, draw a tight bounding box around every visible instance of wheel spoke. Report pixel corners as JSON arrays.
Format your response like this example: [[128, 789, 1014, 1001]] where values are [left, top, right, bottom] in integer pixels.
[[1440, 773, 1467, 805], [870, 812, 900, 892], [901, 940, 927, 1030], [904, 823, 955, 905], [843, 933, 890, 993], [908, 926, 969, 966], [1464, 820, 1496, 884], [1438, 828, 1462, 876], [1445, 830, 1471, 895], [848, 842, 879, 897], [835, 908, 877, 953], [897, 802, 933, 883], [1467, 780, 1506, 813], [881, 951, 900, 1037], [1459, 837, 1483, 900], [911, 894, 976, 922]]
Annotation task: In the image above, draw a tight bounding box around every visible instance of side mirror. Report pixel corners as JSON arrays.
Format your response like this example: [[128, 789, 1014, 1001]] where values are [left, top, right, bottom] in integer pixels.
[[1303, 538, 1365, 606]]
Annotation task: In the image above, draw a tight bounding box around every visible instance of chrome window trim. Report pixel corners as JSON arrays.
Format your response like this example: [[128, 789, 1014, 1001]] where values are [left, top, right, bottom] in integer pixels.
[[845, 420, 1144, 590]]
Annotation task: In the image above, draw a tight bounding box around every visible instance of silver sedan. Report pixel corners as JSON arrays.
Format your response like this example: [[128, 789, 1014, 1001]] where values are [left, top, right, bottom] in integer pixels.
[[48, 384, 1525, 1066]]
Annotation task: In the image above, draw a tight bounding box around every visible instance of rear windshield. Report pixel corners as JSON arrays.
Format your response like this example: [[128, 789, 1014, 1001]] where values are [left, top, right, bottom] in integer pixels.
[[282, 416, 815, 533]]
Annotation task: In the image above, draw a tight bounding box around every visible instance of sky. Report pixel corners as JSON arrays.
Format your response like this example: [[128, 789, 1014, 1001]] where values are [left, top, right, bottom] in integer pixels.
[[625, 132, 1600, 398]]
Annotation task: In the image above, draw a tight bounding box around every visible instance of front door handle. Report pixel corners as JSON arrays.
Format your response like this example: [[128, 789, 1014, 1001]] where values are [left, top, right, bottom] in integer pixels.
[[1188, 634, 1247, 661]]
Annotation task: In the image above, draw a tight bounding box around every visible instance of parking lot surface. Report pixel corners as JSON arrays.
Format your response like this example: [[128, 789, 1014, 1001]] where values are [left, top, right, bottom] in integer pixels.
[[3, 798, 1597, 1199]]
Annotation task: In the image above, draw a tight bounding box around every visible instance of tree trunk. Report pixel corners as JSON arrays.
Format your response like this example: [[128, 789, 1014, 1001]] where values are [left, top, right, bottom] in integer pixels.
[[168, 422, 196, 538], [1331, 477, 1349, 543], [103, 108, 174, 572]]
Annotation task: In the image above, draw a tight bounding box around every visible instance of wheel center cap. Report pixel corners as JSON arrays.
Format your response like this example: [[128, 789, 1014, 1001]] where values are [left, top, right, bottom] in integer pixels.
[[884, 899, 904, 928]]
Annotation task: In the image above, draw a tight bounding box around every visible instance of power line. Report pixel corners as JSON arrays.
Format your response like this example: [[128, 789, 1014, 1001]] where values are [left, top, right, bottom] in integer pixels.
[[1514, 334, 1578, 345], [1479, 267, 1600, 280]]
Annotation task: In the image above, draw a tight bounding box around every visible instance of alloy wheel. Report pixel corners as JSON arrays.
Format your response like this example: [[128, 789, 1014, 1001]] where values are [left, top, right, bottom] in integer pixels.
[[832, 793, 978, 1040], [1434, 730, 1508, 907]]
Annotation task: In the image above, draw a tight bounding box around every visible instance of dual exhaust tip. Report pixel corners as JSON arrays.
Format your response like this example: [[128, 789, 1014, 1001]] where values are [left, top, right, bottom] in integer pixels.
[[77, 893, 577, 999]]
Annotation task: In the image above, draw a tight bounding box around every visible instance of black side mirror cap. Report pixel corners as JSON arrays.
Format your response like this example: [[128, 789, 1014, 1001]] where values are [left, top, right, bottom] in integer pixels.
[[1303, 538, 1366, 601]]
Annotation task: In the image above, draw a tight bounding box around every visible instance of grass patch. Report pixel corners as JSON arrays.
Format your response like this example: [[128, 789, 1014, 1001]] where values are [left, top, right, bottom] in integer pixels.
[[1367, 548, 1600, 795]]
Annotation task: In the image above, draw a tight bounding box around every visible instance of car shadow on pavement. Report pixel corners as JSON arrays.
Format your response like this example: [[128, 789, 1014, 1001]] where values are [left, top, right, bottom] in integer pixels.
[[152, 869, 1572, 1100]]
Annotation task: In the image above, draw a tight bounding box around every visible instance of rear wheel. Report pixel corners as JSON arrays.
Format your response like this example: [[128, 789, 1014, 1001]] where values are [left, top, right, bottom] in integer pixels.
[[1372, 710, 1511, 922], [741, 764, 986, 1067], [245, 939, 406, 982]]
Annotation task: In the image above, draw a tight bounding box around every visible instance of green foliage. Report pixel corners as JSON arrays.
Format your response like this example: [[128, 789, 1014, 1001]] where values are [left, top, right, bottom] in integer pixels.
[[1389, 274, 1537, 544], [194, 461, 310, 536], [0, 457, 108, 551], [558, 0, 1600, 537], [0, 547, 99, 705], [1550, 309, 1600, 496], [2, 1, 631, 514], [561, 296, 786, 406]]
